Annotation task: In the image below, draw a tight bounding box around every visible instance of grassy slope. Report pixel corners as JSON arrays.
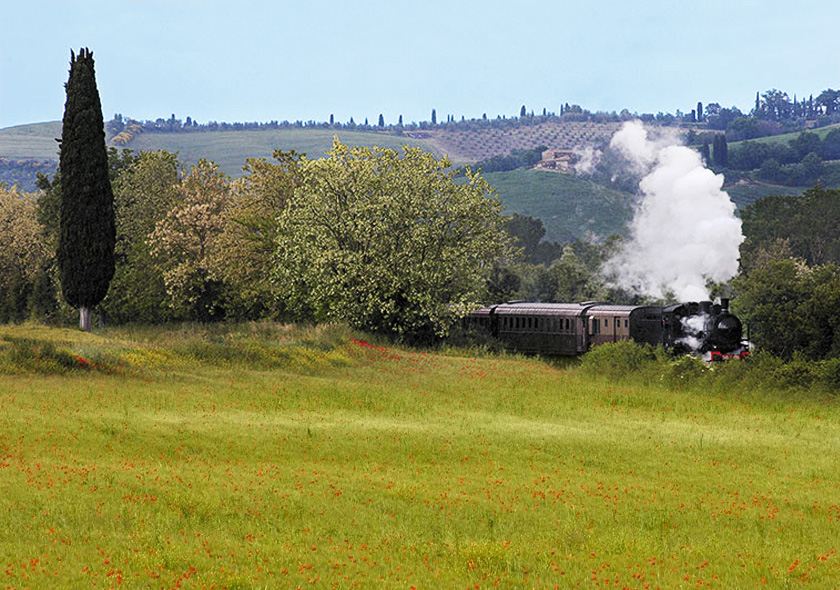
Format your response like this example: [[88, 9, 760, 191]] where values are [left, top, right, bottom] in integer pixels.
[[0, 124, 439, 177], [0, 122, 62, 160], [2, 323, 839, 589], [728, 122, 840, 149], [126, 129, 442, 177], [483, 168, 633, 242]]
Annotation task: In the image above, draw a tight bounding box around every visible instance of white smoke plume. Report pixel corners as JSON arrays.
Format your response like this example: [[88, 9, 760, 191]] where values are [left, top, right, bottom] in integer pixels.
[[603, 121, 744, 301], [677, 313, 709, 352], [573, 146, 601, 175]]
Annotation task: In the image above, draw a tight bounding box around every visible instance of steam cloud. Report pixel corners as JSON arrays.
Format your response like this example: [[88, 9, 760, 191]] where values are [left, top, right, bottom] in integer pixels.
[[602, 121, 744, 301]]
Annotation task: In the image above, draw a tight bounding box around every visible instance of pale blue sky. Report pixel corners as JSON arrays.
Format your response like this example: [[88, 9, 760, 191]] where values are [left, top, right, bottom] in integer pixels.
[[1, 0, 839, 129]]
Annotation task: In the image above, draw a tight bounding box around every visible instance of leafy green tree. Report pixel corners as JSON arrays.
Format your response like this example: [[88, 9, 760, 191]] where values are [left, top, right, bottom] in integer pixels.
[[791, 152, 823, 186], [790, 131, 822, 160], [103, 150, 180, 323], [549, 246, 599, 302], [733, 259, 840, 360], [756, 158, 783, 184], [273, 140, 510, 340], [739, 186, 840, 270], [815, 88, 840, 116], [222, 150, 303, 318], [820, 128, 840, 159], [57, 48, 116, 331], [758, 89, 792, 121]]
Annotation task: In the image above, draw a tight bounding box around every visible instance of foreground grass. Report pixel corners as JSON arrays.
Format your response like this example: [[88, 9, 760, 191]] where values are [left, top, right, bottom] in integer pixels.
[[1, 324, 839, 589]]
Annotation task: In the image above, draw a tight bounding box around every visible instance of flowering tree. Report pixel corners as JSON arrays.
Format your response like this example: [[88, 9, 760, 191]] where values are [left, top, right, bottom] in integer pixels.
[[273, 140, 510, 340], [148, 160, 232, 320], [0, 187, 52, 321]]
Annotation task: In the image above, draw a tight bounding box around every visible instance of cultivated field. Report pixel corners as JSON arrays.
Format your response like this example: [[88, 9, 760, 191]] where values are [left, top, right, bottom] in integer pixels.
[[483, 169, 633, 242], [1, 323, 839, 589]]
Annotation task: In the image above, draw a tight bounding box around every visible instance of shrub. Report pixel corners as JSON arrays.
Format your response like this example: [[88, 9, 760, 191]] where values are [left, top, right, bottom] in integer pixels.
[[663, 355, 709, 389], [579, 340, 663, 381]]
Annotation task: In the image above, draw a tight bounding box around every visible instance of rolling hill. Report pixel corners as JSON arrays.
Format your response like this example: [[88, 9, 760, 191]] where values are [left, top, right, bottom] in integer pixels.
[[483, 168, 633, 242], [0, 118, 815, 243]]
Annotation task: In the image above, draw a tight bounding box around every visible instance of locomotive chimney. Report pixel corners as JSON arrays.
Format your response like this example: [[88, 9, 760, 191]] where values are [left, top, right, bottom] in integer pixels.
[[720, 297, 730, 311]]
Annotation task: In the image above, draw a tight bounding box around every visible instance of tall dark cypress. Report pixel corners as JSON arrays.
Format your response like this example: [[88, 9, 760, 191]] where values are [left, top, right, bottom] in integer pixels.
[[57, 48, 115, 331]]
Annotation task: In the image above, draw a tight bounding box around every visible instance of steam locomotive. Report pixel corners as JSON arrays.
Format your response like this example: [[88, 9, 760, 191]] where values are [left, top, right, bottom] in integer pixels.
[[463, 299, 749, 360]]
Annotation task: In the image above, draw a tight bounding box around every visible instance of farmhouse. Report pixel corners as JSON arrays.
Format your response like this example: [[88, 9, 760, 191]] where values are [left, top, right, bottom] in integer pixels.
[[536, 148, 576, 172]]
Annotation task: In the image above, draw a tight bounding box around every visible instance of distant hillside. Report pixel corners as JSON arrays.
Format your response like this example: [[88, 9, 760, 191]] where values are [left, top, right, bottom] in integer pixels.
[[124, 128, 441, 177], [0, 117, 821, 243], [483, 168, 634, 242], [0, 122, 62, 159], [419, 120, 622, 162]]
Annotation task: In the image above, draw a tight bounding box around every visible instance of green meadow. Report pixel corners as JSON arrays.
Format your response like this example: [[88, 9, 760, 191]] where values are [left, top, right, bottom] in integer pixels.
[[1, 323, 839, 589]]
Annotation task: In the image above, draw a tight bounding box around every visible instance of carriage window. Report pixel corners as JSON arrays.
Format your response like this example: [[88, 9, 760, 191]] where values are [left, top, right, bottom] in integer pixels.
[[566, 318, 570, 331], [625, 319, 629, 328], [604, 318, 609, 327]]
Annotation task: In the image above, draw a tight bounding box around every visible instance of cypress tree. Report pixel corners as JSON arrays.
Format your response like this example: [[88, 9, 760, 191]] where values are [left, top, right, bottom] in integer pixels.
[[57, 48, 116, 331]]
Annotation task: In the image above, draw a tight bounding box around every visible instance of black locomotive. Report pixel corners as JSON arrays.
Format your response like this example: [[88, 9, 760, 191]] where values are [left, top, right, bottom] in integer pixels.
[[464, 299, 749, 360]]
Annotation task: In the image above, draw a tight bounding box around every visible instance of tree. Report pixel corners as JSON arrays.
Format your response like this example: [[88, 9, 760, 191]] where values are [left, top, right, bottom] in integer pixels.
[[104, 150, 180, 323], [273, 140, 511, 341], [712, 134, 728, 167], [431, 109, 437, 125], [696, 101, 703, 122], [222, 150, 302, 317], [148, 160, 232, 320], [57, 48, 116, 331], [815, 89, 840, 116], [378, 113, 385, 127], [699, 141, 711, 166], [739, 186, 840, 271], [0, 187, 52, 322], [790, 131, 821, 160], [732, 259, 840, 360], [520, 105, 527, 118]]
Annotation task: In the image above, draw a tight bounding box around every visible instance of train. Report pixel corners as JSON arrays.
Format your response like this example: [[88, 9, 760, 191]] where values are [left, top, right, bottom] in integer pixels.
[[463, 299, 750, 360]]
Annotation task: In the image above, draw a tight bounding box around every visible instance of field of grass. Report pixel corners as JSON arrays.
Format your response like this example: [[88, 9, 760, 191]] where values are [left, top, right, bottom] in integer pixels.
[[484, 169, 634, 242], [0, 122, 63, 160], [125, 129, 441, 178], [2, 323, 839, 589], [0, 123, 439, 179], [727, 123, 840, 150]]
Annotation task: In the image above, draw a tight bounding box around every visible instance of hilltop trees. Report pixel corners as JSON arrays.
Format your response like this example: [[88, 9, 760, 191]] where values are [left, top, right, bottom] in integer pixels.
[[57, 48, 116, 331], [273, 140, 511, 341]]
